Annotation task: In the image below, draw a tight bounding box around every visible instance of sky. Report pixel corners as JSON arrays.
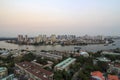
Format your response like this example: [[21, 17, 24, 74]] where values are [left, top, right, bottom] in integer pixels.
[[0, 0, 120, 37]]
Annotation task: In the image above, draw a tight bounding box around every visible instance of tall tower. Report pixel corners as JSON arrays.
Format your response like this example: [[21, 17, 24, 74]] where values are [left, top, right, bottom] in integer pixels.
[[25, 35, 28, 42]]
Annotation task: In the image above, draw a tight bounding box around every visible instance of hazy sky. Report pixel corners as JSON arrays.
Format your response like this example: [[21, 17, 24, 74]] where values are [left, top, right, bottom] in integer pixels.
[[0, 0, 120, 37]]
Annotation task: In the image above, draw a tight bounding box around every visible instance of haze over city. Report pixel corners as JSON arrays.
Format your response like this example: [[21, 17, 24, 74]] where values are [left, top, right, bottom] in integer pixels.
[[1, 1, 120, 80], [0, 0, 120, 37]]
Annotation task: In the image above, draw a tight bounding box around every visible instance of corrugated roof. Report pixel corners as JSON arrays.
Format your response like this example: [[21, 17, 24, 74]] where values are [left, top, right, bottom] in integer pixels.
[[55, 57, 76, 69], [16, 61, 53, 80]]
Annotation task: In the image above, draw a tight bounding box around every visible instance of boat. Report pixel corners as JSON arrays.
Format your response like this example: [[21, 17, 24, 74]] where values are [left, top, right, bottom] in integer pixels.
[[104, 44, 108, 46], [112, 44, 116, 46], [74, 47, 81, 50]]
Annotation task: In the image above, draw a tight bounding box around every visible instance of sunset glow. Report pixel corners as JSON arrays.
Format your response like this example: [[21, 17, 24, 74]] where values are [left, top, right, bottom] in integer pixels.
[[0, 0, 120, 37]]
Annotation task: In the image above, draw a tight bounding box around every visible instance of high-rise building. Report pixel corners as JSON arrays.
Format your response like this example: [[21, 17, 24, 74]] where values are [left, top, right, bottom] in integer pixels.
[[50, 34, 56, 42], [42, 35, 47, 41], [17, 35, 24, 42], [24, 35, 28, 42], [36, 35, 43, 43]]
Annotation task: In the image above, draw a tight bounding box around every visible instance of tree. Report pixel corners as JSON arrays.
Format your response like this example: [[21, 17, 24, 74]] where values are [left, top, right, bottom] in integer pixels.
[[97, 61, 109, 72], [78, 70, 89, 80], [54, 70, 63, 80], [36, 57, 47, 65], [21, 53, 35, 62], [62, 70, 71, 80]]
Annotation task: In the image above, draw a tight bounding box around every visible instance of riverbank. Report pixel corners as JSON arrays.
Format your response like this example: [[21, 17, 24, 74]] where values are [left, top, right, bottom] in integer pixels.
[[6, 39, 114, 46], [0, 39, 119, 52]]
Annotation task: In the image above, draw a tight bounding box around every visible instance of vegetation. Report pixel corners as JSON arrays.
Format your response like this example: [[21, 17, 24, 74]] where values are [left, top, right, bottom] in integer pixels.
[[21, 52, 36, 62], [104, 55, 120, 61], [36, 57, 47, 65], [54, 70, 71, 80], [1, 48, 120, 79], [0, 54, 14, 74]]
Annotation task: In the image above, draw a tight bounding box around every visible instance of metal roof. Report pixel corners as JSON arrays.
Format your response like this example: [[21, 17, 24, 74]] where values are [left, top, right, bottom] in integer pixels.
[[55, 57, 76, 69]]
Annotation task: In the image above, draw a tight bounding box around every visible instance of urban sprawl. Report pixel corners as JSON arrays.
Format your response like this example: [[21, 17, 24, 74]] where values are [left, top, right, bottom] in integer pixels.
[[7, 34, 113, 45], [0, 35, 120, 80]]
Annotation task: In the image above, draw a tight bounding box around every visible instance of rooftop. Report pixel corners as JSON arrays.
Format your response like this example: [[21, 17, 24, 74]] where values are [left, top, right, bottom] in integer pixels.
[[114, 63, 120, 68], [102, 51, 120, 56], [91, 71, 105, 80], [16, 61, 53, 80], [0, 50, 8, 53], [80, 51, 88, 55], [0, 67, 7, 73], [96, 57, 111, 62], [55, 57, 76, 69], [36, 52, 62, 59], [108, 74, 119, 80]]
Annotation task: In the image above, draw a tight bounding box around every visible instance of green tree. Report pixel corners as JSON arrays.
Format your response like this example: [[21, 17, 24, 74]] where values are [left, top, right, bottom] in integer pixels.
[[54, 70, 63, 80], [78, 70, 89, 80], [36, 57, 47, 65], [21, 53, 35, 62], [97, 61, 109, 72]]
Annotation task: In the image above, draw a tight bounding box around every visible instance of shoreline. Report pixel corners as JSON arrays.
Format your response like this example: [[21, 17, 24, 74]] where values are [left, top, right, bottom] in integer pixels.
[[5, 40, 114, 46]]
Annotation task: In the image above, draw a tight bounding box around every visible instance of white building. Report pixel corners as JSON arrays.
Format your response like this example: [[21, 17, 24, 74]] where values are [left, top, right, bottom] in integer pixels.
[[79, 51, 89, 57], [54, 57, 76, 71]]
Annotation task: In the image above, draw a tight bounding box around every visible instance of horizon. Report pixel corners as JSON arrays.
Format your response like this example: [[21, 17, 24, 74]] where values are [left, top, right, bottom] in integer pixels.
[[0, 34, 119, 38], [0, 0, 120, 37]]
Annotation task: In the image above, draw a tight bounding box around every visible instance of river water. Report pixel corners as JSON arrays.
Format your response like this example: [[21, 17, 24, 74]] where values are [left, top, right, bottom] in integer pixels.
[[0, 39, 120, 52]]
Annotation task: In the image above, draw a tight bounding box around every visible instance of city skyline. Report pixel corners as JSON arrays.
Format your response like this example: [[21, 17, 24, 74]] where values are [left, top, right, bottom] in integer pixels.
[[0, 0, 120, 37]]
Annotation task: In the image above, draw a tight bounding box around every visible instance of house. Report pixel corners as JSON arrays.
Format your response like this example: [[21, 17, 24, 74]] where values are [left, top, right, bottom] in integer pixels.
[[91, 71, 105, 80], [108, 74, 119, 80]]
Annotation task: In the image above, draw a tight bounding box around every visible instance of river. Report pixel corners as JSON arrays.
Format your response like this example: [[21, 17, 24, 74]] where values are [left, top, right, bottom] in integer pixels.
[[0, 39, 120, 52]]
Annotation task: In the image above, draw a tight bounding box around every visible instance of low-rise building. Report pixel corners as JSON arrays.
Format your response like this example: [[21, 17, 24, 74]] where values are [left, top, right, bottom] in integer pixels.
[[93, 57, 111, 65], [91, 71, 119, 80], [96, 57, 111, 62], [0, 67, 14, 80], [15, 61, 54, 80], [101, 51, 120, 56], [108, 74, 119, 80], [0, 50, 10, 58], [79, 51, 89, 57], [0, 50, 8, 54], [36, 52, 62, 60], [91, 71, 105, 80], [0, 67, 8, 79], [108, 62, 120, 75], [54, 57, 76, 71]]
